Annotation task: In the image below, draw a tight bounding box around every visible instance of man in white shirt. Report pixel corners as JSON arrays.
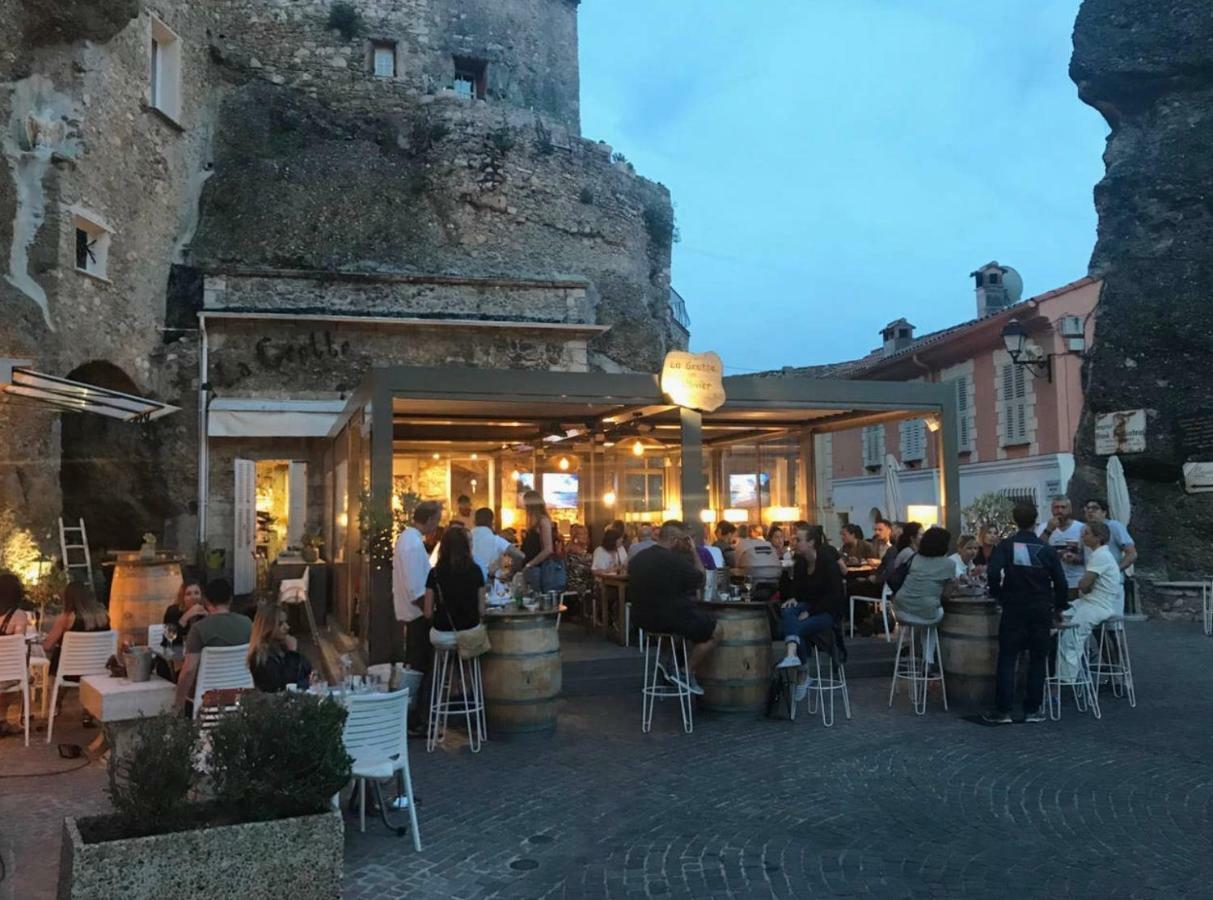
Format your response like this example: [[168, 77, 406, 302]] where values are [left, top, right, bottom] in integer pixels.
[[1082, 498, 1137, 581], [1057, 521, 1123, 680], [393, 500, 441, 732], [469, 507, 524, 590], [1039, 496, 1085, 597]]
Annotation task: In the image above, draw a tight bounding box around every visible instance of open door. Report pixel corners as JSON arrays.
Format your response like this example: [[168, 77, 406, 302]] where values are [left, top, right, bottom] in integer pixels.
[[234, 458, 256, 595], [287, 460, 308, 547]]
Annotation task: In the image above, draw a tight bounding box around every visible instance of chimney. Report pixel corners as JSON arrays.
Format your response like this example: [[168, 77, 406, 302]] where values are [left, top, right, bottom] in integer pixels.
[[971, 261, 1023, 317], [880, 318, 915, 357]]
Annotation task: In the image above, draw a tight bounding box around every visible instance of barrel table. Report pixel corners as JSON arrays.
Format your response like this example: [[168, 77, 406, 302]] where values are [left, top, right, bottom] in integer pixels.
[[105, 554, 184, 648], [695, 600, 772, 713], [480, 607, 562, 737], [938, 592, 1000, 708]]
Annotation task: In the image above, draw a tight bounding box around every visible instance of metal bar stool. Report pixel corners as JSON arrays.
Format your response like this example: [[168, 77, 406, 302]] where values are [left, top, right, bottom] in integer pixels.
[[1046, 621, 1101, 720], [805, 644, 851, 727], [641, 632, 693, 734], [1091, 616, 1136, 707], [888, 610, 947, 715], [427, 640, 486, 753]]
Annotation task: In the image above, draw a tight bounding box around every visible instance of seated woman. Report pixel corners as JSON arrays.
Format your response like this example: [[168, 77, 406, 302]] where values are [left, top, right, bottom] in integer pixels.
[[43, 582, 110, 677], [247, 601, 312, 693], [891, 526, 957, 624], [591, 528, 628, 576], [948, 535, 979, 579], [163, 578, 207, 646], [0, 571, 30, 636], [424, 527, 486, 648], [775, 524, 848, 700]]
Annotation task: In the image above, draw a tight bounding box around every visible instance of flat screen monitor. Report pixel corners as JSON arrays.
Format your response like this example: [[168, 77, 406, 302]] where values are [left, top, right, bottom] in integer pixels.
[[543, 473, 579, 509], [728, 473, 771, 509]]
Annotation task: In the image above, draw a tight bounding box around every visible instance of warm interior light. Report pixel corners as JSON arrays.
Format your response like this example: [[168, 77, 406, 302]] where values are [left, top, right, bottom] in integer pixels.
[[662, 506, 682, 522], [432, 452, 440, 460], [471, 453, 478, 460], [699, 509, 716, 524], [511, 469, 522, 482], [632, 439, 644, 457], [765, 506, 801, 524], [500, 508, 516, 528], [907, 504, 940, 527], [723, 508, 749, 523], [337, 513, 349, 529], [603, 490, 617, 507], [925, 415, 941, 433], [558, 456, 570, 471]]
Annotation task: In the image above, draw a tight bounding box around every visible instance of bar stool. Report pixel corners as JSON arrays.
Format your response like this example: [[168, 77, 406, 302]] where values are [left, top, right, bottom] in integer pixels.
[[805, 644, 851, 727], [887, 609, 947, 715], [427, 640, 486, 753], [1046, 622, 1101, 720], [849, 584, 892, 642], [641, 632, 693, 734], [1091, 616, 1136, 707]]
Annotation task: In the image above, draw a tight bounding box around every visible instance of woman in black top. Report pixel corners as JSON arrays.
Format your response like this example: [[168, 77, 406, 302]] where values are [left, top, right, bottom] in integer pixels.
[[520, 489, 556, 592], [247, 601, 312, 693], [424, 526, 486, 632], [163, 578, 207, 646], [43, 582, 110, 676]]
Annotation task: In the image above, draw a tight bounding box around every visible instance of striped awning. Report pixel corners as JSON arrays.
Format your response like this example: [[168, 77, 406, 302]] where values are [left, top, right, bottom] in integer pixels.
[[0, 359, 179, 423]]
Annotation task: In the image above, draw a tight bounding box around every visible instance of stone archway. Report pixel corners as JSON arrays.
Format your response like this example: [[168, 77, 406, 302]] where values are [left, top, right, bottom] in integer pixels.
[[59, 361, 171, 563]]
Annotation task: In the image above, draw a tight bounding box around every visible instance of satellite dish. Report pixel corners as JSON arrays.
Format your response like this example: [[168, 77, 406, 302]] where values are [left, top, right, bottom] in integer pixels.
[[1001, 266, 1024, 304]]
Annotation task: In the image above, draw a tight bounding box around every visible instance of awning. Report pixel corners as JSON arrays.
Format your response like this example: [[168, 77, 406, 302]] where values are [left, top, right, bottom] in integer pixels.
[[208, 398, 345, 438], [0, 358, 179, 422]]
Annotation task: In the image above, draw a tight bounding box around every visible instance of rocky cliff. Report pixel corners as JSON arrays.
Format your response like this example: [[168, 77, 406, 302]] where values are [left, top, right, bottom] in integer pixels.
[[1070, 0, 1213, 590]]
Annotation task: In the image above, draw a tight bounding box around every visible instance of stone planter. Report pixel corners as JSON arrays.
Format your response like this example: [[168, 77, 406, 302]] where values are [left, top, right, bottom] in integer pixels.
[[57, 809, 343, 900]]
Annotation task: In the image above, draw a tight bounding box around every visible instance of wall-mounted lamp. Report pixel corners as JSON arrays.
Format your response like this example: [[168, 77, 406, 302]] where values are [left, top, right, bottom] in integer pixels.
[[1001, 316, 1085, 383]]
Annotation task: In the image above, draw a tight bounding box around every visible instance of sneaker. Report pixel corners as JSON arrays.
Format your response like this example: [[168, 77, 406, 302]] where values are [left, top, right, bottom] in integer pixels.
[[389, 795, 411, 810], [793, 680, 810, 703], [686, 675, 705, 696], [1024, 709, 1047, 724], [981, 712, 1013, 725], [776, 655, 801, 669]]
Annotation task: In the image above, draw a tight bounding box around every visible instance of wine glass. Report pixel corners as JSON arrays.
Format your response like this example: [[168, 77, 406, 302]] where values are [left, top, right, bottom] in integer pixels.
[[163, 623, 177, 647]]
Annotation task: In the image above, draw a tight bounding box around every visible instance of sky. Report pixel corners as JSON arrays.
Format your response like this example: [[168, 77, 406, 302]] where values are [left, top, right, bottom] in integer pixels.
[[578, 1, 1110, 374]]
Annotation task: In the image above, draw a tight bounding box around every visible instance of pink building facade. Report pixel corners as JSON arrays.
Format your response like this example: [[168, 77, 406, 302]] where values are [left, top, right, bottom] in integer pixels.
[[819, 272, 1100, 534]]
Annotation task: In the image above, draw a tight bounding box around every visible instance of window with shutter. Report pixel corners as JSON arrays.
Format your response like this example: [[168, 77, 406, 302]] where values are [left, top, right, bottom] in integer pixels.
[[862, 425, 884, 469], [1001, 363, 1029, 445], [900, 419, 926, 462], [950, 377, 972, 451]]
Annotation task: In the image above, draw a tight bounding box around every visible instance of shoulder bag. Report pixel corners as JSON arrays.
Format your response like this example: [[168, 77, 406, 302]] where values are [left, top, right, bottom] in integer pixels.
[[436, 579, 491, 661], [886, 552, 916, 595]]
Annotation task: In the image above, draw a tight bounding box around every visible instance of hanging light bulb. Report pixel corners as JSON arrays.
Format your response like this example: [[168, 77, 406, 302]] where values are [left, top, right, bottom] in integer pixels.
[[632, 439, 644, 457], [432, 452, 440, 460], [603, 490, 617, 507], [471, 452, 479, 460], [511, 469, 522, 482], [558, 456, 570, 471]]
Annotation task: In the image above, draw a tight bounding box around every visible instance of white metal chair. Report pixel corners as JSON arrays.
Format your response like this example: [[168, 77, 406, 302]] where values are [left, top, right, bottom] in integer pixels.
[[342, 688, 421, 849], [1090, 616, 1136, 707], [191, 644, 254, 719], [279, 567, 321, 644], [641, 632, 693, 734], [147, 624, 166, 647], [427, 639, 486, 753], [0, 634, 31, 745], [46, 630, 117, 743], [888, 610, 947, 715], [850, 584, 892, 641], [804, 644, 852, 727], [1046, 622, 1101, 720]]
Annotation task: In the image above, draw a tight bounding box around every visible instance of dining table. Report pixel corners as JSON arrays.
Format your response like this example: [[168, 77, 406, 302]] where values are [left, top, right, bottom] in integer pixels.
[[593, 573, 630, 645]]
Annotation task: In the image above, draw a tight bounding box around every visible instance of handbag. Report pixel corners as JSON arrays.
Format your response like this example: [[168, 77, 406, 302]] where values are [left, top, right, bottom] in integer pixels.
[[436, 580, 491, 661], [538, 556, 567, 593], [886, 552, 916, 595]]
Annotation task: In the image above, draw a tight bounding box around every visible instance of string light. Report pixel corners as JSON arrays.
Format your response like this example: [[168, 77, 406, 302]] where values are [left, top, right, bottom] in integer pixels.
[[632, 439, 644, 457], [558, 456, 570, 471]]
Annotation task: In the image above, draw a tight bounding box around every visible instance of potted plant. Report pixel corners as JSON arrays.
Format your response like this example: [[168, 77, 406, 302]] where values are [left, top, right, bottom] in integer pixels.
[[301, 527, 325, 564], [58, 692, 352, 900]]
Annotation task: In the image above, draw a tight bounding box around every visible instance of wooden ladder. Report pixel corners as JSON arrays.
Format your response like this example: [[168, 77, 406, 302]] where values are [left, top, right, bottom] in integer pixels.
[[58, 517, 94, 590]]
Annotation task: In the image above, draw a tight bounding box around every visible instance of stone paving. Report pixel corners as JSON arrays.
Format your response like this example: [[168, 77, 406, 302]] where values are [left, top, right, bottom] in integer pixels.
[[3, 621, 1211, 900]]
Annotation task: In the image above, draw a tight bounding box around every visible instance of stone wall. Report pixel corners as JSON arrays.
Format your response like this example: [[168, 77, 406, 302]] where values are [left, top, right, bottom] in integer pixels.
[[1069, 0, 1213, 604]]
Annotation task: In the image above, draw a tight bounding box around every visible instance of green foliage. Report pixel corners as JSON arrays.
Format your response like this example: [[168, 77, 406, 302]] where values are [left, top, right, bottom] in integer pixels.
[[106, 715, 198, 837], [578, 187, 594, 205], [326, 2, 362, 41], [611, 150, 628, 165], [207, 692, 352, 823], [408, 114, 449, 157], [488, 124, 516, 155], [963, 492, 1015, 537], [643, 202, 678, 254]]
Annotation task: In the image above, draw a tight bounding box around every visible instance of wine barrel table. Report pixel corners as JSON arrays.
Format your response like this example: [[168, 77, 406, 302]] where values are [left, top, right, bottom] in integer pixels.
[[938, 592, 1000, 708], [105, 554, 184, 648], [480, 607, 562, 737], [694, 600, 772, 713]]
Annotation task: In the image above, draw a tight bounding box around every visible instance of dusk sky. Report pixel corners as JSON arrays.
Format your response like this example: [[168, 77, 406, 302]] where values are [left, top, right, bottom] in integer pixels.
[[579, 1, 1110, 374]]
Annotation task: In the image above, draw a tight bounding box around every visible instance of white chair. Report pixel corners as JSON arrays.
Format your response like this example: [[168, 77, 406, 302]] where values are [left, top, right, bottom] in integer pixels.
[[279, 568, 321, 644], [887, 610, 947, 715], [849, 584, 892, 641], [804, 645, 852, 728], [342, 688, 421, 849], [46, 630, 117, 743], [427, 639, 486, 753], [147, 624, 166, 647], [0, 634, 31, 746], [191, 644, 254, 719], [1091, 616, 1136, 707], [641, 632, 693, 734], [1046, 622, 1101, 720]]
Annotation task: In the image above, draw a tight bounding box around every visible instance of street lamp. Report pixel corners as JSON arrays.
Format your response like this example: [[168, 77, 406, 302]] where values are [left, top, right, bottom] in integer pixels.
[[1001, 318, 1052, 381]]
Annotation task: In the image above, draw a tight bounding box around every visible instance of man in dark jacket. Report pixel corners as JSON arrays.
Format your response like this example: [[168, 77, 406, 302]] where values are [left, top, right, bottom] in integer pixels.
[[983, 502, 1069, 724]]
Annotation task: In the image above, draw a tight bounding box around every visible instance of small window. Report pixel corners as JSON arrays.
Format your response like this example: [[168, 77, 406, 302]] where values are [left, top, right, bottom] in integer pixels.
[[453, 57, 487, 100], [150, 16, 182, 121], [371, 40, 396, 78], [988, 272, 1000, 285], [73, 211, 112, 280]]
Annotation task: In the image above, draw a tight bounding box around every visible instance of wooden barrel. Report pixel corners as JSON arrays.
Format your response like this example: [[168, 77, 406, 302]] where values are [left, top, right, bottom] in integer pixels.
[[108, 559, 183, 648], [938, 595, 1001, 708], [695, 602, 772, 713], [481, 610, 562, 736]]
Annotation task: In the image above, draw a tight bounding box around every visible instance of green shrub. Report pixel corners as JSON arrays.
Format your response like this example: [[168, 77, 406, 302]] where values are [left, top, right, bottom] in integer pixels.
[[963, 492, 1015, 537], [106, 714, 198, 837], [643, 202, 678, 253], [578, 187, 594, 205], [326, 2, 362, 41], [489, 124, 515, 155], [207, 691, 352, 823]]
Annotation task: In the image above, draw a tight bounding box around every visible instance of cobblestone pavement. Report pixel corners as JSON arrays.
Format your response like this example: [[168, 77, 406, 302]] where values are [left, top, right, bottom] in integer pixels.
[[3, 622, 1210, 900]]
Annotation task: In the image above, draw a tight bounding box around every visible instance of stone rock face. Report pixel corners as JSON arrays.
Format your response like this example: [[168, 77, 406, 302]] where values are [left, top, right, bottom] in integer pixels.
[[1069, 0, 1213, 588], [21, 0, 139, 47]]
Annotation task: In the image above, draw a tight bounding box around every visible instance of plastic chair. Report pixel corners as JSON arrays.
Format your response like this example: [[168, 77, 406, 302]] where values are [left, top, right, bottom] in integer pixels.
[[342, 688, 421, 849], [46, 630, 117, 743], [0, 634, 31, 745], [888, 610, 947, 715], [279, 568, 321, 644], [191, 644, 254, 719], [850, 584, 892, 641], [641, 632, 693, 734], [147, 624, 166, 647]]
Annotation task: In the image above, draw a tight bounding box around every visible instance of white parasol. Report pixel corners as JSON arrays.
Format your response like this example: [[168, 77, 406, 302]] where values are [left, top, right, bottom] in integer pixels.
[[1107, 455, 1131, 526], [883, 453, 905, 523]]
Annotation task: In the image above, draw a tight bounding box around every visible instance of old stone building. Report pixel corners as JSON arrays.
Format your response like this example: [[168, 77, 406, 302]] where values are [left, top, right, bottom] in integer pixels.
[[1, 0, 684, 577]]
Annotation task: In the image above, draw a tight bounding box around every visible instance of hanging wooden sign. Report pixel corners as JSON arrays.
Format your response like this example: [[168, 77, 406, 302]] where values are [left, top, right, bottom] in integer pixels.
[[661, 351, 725, 413]]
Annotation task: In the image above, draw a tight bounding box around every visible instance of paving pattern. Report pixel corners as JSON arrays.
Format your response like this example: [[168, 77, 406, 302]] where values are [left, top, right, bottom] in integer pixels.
[[3, 621, 1211, 900]]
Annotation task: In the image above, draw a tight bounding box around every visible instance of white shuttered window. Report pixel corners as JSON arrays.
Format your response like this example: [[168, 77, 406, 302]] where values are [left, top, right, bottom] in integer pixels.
[[862, 425, 885, 469], [900, 419, 927, 463], [1001, 363, 1029, 445], [948, 376, 973, 452]]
